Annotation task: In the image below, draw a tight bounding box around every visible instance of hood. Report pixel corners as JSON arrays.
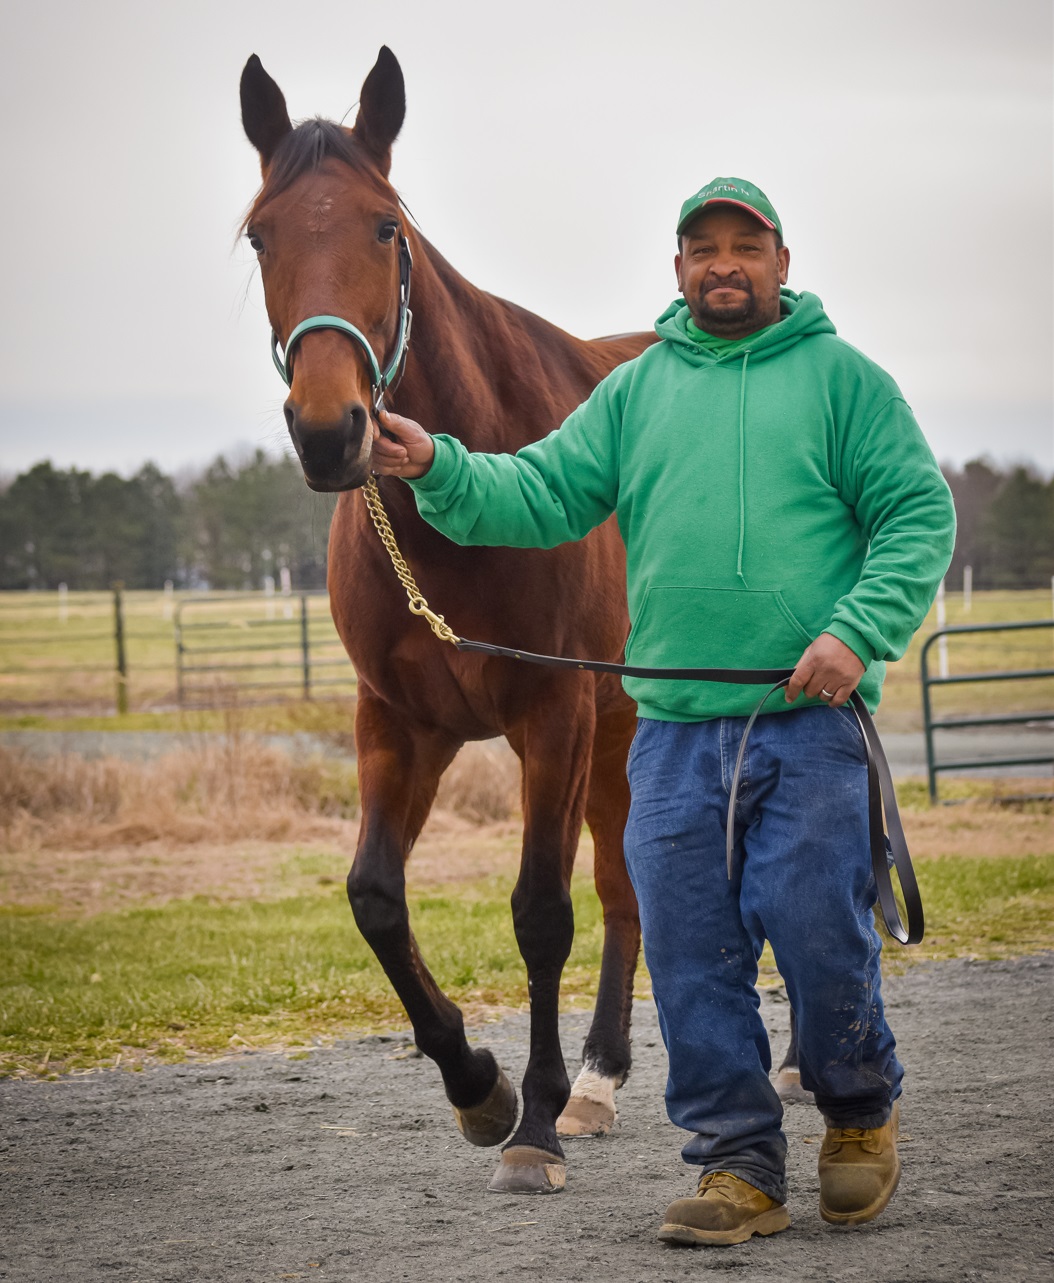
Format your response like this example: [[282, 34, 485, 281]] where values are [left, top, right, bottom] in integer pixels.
[[654, 288, 836, 364]]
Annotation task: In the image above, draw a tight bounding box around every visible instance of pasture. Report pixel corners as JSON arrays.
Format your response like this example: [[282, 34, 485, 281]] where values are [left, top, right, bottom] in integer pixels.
[[1, 731, 1051, 1078], [0, 586, 1051, 727], [0, 584, 1052, 1081], [0, 588, 355, 717]]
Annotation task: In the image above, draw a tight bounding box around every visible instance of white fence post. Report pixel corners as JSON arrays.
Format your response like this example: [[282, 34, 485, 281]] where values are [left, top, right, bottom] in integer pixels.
[[963, 565, 972, 614], [280, 566, 293, 620]]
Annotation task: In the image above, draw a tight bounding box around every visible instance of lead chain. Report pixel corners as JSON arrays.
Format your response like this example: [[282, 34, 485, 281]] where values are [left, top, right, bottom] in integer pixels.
[[362, 476, 460, 646]]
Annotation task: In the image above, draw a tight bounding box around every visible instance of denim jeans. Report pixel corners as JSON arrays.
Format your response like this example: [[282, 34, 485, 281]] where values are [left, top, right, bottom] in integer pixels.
[[623, 705, 903, 1203]]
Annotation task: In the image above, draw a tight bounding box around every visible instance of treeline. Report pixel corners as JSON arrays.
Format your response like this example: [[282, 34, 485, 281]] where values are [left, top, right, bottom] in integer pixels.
[[0, 453, 1051, 592], [0, 453, 336, 591], [941, 460, 1053, 590]]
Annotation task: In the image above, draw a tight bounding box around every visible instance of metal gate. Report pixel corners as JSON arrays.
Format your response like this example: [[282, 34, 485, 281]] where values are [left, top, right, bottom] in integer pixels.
[[920, 619, 1054, 802], [175, 592, 356, 707]]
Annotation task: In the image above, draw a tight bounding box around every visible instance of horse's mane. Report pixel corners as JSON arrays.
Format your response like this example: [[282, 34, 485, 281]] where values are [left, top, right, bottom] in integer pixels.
[[242, 118, 378, 229]]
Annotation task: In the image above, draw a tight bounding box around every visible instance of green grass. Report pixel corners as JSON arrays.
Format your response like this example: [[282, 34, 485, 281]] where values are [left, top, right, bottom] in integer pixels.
[[878, 588, 1054, 731], [2, 854, 1051, 1078]]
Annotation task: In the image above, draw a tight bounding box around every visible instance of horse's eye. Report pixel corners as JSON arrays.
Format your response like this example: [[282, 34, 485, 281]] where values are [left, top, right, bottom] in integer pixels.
[[247, 232, 264, 254], [378, 222, 398, 244]]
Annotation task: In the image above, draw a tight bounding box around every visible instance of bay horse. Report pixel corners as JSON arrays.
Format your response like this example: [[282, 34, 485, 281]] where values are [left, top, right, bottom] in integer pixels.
[[239, 47, 806, 1195]]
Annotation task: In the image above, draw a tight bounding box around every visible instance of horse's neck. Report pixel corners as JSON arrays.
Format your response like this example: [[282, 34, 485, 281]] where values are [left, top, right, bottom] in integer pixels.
[[392, 234, 608, 450]]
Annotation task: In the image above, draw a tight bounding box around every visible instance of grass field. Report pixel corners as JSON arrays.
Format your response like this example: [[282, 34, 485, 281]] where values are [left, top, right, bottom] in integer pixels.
[[877, 588, 1053, 730], [1, 746, 1051, 1078], [0, 588, 1051, 728], [0, 589, 355, 716], [0, 588, 1051, 1079]]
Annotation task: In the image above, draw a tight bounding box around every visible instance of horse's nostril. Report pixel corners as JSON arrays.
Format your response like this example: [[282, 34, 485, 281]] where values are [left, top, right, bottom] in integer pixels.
[[299, 428, 348, 478], [285, 402, 371, 488]]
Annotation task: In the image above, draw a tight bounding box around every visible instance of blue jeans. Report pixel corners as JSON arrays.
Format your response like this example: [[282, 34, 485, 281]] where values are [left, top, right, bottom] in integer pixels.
[[624, 706, 903, 1204]]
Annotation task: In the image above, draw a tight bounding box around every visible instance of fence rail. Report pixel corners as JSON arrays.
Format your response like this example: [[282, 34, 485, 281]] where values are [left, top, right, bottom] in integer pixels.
[[921, 619, 1054, 802], [0, 583, 168, 714], [0, 587, 356, 714], [3, 588, 1053, 739], [174, 591, 356, 708]]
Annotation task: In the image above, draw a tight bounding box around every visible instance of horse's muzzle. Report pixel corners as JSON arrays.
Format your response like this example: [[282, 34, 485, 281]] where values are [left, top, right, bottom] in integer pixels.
[[286, 401, 372, 491]]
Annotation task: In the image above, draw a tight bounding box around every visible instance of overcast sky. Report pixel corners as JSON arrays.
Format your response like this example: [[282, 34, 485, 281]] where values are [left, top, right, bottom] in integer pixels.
[[1, 0, 1051, 480]]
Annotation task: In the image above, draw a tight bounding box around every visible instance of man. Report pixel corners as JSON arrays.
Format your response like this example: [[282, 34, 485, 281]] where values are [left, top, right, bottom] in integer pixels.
[[371, 178, 955, 1245]]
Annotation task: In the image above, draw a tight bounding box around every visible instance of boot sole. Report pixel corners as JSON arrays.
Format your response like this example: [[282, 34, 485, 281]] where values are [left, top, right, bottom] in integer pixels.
[[658, 1206, 790, 1246], [819, 1153, 902, 1225]]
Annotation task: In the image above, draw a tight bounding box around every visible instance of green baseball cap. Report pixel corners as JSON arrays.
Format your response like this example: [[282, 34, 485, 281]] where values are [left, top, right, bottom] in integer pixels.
[[676, 177, 783, 239]]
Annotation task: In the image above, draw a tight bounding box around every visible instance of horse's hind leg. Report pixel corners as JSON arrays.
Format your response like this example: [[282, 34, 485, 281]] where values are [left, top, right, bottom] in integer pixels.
[[489, 695, 594, 1194], [559, 695, 640, 1138], [774, 1004, 815, 1105], [347, 691, 518, 1146]]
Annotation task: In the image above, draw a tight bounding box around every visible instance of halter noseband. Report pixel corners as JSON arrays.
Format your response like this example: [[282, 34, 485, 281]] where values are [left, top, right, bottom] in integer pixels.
[[270, 233, 413, 415]]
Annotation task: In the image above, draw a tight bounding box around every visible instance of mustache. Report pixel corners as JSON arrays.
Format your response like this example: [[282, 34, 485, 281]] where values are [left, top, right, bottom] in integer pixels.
[[702, 275, 754, 295]]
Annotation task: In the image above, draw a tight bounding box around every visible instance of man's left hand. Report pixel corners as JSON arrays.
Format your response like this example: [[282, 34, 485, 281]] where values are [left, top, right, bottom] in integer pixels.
[[785, 633, 866, 708]]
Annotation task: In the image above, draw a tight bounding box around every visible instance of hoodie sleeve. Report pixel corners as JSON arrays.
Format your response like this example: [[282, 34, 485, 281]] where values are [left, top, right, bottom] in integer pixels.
[[825, 396, 956, 665], [406, 371, 625, 548]]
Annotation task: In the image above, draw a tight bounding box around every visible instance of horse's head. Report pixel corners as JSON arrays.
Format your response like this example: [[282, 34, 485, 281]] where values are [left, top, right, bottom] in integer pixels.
[[240, 49, 407, 491]]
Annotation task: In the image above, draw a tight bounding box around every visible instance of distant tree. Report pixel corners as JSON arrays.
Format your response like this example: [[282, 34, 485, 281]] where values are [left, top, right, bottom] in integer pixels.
[[129, 464, 183, 588], [0, 463, 94, 588], [942, 457, 1004, 589], [184, 450, 333, 590], [984, 467, 1054, 587]]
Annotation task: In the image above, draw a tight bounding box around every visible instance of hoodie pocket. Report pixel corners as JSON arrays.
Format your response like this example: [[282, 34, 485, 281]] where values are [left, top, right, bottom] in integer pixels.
[[625, 585, 816, 672]]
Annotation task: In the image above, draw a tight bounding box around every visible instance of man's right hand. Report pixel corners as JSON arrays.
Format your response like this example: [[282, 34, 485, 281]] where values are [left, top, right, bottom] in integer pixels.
[[370, 411, 435, 479]]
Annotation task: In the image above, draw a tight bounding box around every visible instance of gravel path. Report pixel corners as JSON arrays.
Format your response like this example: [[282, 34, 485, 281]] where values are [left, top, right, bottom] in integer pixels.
[[2, 955, 1050, 1283]]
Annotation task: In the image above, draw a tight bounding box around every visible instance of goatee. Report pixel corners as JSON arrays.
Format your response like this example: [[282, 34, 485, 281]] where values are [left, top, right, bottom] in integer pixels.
[[693, 277, 760, 336]]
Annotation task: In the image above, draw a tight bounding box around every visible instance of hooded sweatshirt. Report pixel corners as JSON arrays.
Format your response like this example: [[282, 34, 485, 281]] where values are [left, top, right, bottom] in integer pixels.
[[408, 289, 956, 720]]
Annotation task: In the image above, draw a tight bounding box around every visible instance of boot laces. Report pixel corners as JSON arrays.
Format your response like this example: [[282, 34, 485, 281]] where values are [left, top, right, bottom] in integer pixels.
[[698, 1171, 749, 1202]]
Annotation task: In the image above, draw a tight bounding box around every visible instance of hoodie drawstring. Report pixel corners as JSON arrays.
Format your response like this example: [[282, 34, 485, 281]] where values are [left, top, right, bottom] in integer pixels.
[[736, 351, 750, 585]]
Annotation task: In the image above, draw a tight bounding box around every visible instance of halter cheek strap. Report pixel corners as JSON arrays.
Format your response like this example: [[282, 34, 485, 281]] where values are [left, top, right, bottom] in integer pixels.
[[270, 234, 414, 415]]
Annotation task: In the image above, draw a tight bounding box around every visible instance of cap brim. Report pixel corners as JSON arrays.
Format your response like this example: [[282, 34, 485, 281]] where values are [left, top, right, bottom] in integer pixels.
[[677, 198, 777, 236]]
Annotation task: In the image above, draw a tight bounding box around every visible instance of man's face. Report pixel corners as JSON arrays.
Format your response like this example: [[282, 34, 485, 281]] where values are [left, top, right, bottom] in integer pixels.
[[675, 206, 790, 339]]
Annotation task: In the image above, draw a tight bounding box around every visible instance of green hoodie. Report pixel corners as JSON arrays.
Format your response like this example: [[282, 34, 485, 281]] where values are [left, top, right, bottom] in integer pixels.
[[409, 289, 955, 720]]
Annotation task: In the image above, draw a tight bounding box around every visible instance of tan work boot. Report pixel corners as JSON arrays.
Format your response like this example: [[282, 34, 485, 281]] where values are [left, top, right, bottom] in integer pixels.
[[818, 1099, 901, 1225], [658, 1170, 790, 1246]]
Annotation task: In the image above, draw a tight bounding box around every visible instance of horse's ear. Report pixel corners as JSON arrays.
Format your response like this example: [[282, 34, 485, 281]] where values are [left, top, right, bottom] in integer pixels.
[[240, 54, 293, 167], [353, 46, 405, 176]]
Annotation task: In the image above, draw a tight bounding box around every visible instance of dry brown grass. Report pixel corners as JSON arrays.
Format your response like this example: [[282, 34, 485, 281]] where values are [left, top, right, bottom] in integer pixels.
[[2, 731, 1048, 921], [0, 738, 359, 853], [0, 741, 536, 915], [435, 740, 521, 823]]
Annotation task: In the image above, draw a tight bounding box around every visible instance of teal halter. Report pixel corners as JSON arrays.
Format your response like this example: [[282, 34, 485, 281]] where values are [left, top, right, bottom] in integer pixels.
[[270, 234, 413, 415]]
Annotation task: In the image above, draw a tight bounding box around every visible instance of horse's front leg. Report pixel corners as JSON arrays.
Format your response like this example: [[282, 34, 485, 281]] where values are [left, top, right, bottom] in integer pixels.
[[489, 693, 595, 1195], [347, 690, 518, 1149]]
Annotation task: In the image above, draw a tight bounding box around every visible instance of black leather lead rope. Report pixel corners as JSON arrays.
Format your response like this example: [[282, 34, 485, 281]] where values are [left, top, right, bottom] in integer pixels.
[[455, 638, 923, 945]]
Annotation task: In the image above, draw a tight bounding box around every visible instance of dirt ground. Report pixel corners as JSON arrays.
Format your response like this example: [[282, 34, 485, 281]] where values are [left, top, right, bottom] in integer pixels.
[[2, 953, 1051, 1283]]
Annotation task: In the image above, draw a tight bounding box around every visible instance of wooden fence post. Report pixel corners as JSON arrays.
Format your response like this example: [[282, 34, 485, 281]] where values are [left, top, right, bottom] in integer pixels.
[[112, 582, 129, 715], [300, 594, 311, 699]]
